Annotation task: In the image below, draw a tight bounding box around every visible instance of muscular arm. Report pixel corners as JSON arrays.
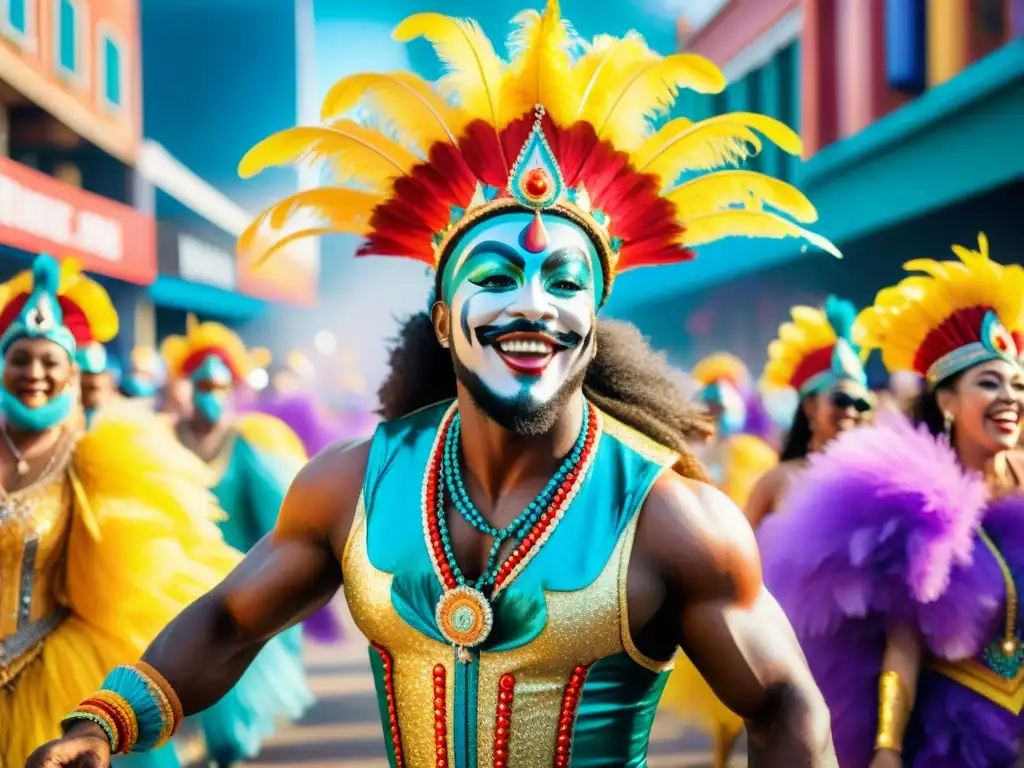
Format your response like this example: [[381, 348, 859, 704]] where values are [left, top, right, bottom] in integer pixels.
[[744, 465, 783, 529], [640, 474, 835, 767], [139, 439, 370, 714]]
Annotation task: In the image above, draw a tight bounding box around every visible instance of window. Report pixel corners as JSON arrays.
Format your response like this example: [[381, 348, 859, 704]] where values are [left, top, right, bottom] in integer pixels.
[[52, 0, 83, 81], [2, 0, 36, 49], [98, 26, 124, 110]]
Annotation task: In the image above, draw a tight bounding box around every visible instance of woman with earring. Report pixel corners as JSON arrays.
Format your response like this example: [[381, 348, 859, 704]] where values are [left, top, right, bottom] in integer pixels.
[[759, 234, 1024, 767], [160, 321, 314, 767], [745, 295, 875, 527], [0, 255, 242, 767]]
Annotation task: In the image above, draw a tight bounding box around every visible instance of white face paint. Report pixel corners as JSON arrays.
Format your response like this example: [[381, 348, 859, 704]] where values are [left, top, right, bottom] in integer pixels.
[[443, 212, 600, 416]]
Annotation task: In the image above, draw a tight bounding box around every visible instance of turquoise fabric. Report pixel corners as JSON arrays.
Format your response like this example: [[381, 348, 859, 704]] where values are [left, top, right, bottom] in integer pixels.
[[361, 399, 672, 765], [572, 652, 672, 766], [195, 434, 313, 764]]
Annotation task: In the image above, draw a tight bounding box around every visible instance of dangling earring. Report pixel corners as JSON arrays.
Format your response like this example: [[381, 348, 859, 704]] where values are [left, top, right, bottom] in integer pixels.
[[440, 336, 450, 349], [943, 411, 954, 442]]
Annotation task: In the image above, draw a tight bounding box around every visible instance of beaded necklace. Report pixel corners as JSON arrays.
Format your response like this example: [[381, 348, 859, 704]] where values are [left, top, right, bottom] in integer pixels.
[[978, 527, 1024, 679], [424, 401, 600, 660]]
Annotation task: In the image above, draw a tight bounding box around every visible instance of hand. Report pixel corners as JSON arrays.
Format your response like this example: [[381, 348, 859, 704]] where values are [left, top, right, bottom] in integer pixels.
[[869, 748, 902, 768], [24, 721, 112, 768]]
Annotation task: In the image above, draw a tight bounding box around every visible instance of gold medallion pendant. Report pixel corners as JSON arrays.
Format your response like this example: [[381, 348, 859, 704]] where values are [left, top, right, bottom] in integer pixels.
[[436, 586, 494, 650]]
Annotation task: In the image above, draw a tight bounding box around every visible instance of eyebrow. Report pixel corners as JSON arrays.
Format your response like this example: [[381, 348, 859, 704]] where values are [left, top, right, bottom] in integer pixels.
[[542, 246, 591, 272], [467, 241, 526, 269]]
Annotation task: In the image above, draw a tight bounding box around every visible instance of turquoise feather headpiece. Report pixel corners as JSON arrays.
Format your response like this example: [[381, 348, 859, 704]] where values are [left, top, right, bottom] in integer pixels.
[[0, 255, 76, 357]]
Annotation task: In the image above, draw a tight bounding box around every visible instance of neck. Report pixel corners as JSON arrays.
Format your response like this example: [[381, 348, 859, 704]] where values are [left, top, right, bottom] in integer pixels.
[[3, 420, 61, 448], [956, 433, 1011, 483], [188, 414, 220, 438], [455, 387, 585, 504], [808, 431, 830, 455]]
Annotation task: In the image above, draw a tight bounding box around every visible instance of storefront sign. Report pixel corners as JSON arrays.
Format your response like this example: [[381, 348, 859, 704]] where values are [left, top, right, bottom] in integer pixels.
[[0, 156, 155, 283], [157, 223, 236, 290]]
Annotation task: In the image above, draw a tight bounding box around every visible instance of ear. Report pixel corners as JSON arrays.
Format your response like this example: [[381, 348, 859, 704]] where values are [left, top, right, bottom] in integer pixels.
[[935, 386, 958, 418], [800, 392, 818, 421], [431, 301, 451, 349]]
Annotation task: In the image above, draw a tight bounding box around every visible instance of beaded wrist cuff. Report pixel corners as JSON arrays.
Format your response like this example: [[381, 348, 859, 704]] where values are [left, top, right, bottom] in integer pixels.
[[61, 662, 183, 754]]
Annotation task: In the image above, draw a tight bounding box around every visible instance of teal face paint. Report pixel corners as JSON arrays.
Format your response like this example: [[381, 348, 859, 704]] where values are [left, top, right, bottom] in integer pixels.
[[1, 388, 74, 431], [190, 353, 234, 424]]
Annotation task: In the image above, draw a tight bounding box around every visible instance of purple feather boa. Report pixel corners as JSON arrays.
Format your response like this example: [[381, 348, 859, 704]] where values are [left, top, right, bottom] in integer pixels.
[[759, 412, 1024, 767]]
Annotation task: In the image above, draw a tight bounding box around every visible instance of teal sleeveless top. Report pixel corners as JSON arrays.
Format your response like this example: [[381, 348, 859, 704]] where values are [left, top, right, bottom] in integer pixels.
[[342, 399, 679, 767]]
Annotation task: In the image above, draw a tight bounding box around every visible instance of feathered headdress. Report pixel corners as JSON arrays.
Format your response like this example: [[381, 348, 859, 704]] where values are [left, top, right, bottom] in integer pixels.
[[161, 320, 261, 384], [855, 233, 1024, 388], [0, 255, 118, 358], [691, 352, 750, 389], [762, 295, 867, 396], [237, 0, 839, 304]]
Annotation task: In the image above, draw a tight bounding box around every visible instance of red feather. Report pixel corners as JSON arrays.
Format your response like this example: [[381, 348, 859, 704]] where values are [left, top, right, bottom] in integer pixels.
[[789, 346, 835, 392], [913, 306, 992, 375]]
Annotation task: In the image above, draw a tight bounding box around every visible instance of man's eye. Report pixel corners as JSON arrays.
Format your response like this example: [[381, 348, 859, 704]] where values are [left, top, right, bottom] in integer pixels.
[[476, 275, 516, 288], [551, 280, 581, 292]]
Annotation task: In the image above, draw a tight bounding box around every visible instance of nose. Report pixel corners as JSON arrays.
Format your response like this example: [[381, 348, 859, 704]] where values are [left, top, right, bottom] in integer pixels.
[[506, 278, 556, 322], [25, 358, 45, 379]]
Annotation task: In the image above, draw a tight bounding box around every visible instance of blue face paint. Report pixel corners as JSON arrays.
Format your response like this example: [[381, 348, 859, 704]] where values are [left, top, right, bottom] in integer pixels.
[[122, 375, 159, 399], [1, 388, 74, 431], [190, 354, 234, 424], [193, 390, 227, 423], [84, 408, 97, 430]]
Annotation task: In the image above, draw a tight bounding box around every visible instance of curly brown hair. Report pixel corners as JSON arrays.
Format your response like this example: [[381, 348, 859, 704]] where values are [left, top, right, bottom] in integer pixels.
[[377, 313, 712, 481]]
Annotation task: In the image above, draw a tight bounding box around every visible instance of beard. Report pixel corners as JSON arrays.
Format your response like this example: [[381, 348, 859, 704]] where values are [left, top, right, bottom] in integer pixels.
[[451, 348, 589, 436]]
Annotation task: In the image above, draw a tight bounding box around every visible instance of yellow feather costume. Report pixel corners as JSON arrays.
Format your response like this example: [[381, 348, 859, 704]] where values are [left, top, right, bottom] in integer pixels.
[[0, 260, 240, 767]]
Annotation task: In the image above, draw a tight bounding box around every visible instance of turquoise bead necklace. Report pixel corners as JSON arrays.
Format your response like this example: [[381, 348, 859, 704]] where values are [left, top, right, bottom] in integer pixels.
[[435, 401, 590, 592]]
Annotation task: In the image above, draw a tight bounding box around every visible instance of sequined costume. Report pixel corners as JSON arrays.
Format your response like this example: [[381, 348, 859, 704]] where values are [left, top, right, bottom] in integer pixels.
[[759, 235, 1024, 767], [161, 322, 314, 764], [0, 257, 240, 768], [235, 0, 838, 762]]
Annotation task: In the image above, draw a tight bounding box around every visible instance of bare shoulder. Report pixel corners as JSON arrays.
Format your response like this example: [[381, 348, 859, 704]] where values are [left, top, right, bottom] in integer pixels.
[[636, 471, 761, 608], [275, 437, 372, 548]]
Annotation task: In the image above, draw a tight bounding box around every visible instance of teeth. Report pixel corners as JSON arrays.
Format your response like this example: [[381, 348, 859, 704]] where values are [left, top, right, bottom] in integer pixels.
[[498, 339, 552, 355]]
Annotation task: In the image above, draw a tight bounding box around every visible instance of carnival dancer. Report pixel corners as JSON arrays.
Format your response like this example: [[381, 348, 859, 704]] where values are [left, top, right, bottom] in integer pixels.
[[119, 345, 164, 408], [746, 296, 874, 528], [758, 234, 1024, 768], [661, 351, 778, 768], [158, 321, 314, 766], [35, 2, 842, 765], [0, 254, 244, 768]]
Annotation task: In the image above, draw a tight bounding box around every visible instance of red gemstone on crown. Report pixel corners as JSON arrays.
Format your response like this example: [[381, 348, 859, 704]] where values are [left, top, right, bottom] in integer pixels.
[[523, 168, 550, 199]]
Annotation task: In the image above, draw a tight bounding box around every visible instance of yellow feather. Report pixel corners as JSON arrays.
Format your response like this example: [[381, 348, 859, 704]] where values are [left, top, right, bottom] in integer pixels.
[[499, 0, 575, 126], [667, 170, 818, 223], [319, 71, 467, 151], [633, 113, 802, 184], [574, 33, 653, 123], [237, 122, 419, 191], [248, 228, 339, 268], [676, 209, 842, 258], [238, 188, 381, 261], [392, 12, 505, 128], [589, 54, 727, 150]]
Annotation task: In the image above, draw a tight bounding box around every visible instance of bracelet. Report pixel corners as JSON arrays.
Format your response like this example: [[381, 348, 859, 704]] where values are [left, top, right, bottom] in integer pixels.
[[61, 662, 183, 754], [874, 670, 909, 752]]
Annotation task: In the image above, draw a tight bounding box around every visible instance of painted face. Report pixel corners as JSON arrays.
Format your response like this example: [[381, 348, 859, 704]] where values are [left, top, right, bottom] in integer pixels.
[[442, 212, 600, 433], [190, 355, 234, 424], [946, 359, 1024, 453], [1, 336, 76, 431], [702, 380, 746, 437]]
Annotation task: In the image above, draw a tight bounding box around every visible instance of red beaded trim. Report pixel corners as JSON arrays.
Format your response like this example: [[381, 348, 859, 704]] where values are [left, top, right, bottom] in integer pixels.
[[371, 642, 405, 768], [422, 403, 602, 595], [554, 664, 590, 767], [493, 673, 515, 767], [424, 406, 460, 590], [433, 663, 449, 768]]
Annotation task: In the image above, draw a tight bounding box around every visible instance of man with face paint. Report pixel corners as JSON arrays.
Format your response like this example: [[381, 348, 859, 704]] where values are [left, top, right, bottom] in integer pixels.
[[746, 296, 875, 529], [120, 345, 165, 406], [76, 343, 116, 428], [158, 320, 314, 766], [42, 3, 840, 766]]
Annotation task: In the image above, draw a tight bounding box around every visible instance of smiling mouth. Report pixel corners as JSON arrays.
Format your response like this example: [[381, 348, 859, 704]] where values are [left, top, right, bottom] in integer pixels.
[[988, 409, 1020, 435], [493, 332, 566, 376]]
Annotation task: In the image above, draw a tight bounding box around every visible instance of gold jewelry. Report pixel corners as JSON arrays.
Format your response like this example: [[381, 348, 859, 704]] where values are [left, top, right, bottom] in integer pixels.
[[440, 336, 450, 349], [1, 422, 30, 476], [875, 670, 909, 752], [943, 411, 954, 441]]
